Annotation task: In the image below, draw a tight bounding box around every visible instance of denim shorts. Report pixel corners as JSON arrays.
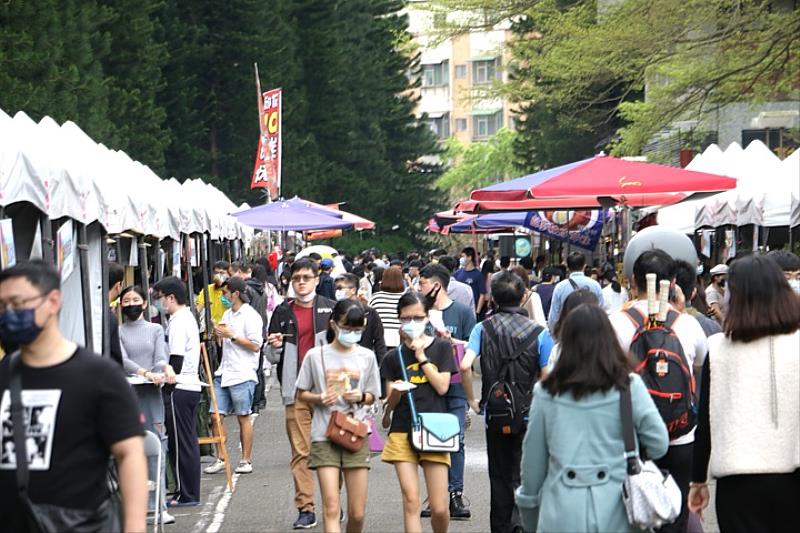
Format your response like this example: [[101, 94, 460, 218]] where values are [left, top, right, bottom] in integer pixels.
[[210, 377, 256, 416]]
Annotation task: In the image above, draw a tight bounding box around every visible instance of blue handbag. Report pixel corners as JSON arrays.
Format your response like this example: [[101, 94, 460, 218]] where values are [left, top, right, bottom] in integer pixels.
[[397, 348, 460, 453]]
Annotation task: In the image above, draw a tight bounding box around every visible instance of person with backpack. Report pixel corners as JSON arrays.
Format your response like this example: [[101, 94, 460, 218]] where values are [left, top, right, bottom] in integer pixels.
[[547, 252, 604, 325], [515, 303, 669, 533], [460, 271, 549, 533], [609, 249, 708, 533]]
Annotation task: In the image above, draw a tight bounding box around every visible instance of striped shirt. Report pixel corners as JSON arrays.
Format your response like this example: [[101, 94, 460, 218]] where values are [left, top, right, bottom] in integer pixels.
[[369, 291, 405, 347]]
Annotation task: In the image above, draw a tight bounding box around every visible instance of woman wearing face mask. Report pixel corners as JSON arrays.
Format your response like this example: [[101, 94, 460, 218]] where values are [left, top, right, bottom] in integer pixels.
[[295, 299, 381, 533], [118, 285, 176, 523], [380, 292, 456, 533]]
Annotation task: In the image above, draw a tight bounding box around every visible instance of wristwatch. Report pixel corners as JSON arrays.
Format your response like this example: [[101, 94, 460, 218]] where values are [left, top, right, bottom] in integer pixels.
[[231, 336, 237, 344]]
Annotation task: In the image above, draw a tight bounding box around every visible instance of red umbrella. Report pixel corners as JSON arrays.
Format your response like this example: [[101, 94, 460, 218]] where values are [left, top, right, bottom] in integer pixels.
[[470, 155, 736, 202], [454, 193, 686, 213]]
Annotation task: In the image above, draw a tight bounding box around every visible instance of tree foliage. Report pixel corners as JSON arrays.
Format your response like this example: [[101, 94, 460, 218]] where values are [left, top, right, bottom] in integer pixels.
[[0, 0, 443, 250], [428, 0, 800, 157], [437, 128, 520, 198]]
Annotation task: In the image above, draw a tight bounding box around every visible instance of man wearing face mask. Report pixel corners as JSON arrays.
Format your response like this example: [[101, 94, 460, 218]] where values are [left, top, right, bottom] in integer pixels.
[[266, 258, 335, 530], [705, 264, 728, 324], [107, 262, 127, 366], [767, 249, 800, 295], [204, 277, 263, 476], [152, 276, 203, 507], [196, 261, 230, 334], [454, 247, 487, 316], [418, 264, 476, 520], [0, 261, 147, 532], [335, 273, 387, 363]]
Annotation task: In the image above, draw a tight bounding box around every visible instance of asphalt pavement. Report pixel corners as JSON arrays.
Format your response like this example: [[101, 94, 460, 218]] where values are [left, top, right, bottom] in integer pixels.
[[166, 376, 719, 533]]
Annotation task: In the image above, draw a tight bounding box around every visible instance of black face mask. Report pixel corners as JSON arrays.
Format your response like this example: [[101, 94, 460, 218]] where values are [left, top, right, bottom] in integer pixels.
[[121, 304, 144, 321], [424, 284, 441, 308], [718, 279, 726, 288]]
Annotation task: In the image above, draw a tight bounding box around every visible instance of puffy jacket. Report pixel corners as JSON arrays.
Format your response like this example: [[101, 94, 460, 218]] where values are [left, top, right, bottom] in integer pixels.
[[267, 295, 335, 406]]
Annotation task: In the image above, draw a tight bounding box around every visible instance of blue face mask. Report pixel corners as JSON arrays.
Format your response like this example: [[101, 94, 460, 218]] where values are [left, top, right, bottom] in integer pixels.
[[401, 320, 427, 339], [154, 300, 166, 314], [337, 328, 362, 348], [221, 295, 233, 309], [0, 308, 43, 346]]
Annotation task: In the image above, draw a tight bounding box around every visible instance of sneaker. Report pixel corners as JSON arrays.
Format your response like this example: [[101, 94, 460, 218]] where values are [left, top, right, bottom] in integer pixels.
[[161, 510, 176, 524], [292, 511, 317, 529], [204, 459, 226, 474], [420, 498, 431, 518], [235, 461, 253, 474], [450, 492, 471, 520]]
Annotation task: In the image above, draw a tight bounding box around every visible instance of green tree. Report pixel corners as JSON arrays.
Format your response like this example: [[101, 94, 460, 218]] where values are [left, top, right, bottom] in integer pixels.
[[437, 128, 520, 199]]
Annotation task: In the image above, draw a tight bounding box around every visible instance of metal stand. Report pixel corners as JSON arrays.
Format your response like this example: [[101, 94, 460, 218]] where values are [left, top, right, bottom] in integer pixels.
[[77, 223, 94, 351], [139, 237, 151, 322]]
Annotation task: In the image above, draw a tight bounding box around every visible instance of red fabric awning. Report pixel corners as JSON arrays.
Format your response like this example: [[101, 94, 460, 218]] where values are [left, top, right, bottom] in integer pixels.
[[454, 193, 685, 213]]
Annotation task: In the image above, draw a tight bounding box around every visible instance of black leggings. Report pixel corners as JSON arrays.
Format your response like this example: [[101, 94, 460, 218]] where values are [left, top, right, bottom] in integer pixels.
[[716, 470, 800, 533]]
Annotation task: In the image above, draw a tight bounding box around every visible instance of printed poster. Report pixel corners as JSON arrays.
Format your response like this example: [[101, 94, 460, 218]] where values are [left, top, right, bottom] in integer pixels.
[[523, 210, 605, 251], [57, 220, 75, 282], [250, 88, 282, 199], [171, 241, 181, 277], [0, 219, 16, 268], [1, 389, 62, 471]]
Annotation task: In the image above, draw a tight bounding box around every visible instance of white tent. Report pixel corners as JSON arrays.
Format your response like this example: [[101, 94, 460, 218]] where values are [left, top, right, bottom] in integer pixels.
[[658, 141, 798, 232]]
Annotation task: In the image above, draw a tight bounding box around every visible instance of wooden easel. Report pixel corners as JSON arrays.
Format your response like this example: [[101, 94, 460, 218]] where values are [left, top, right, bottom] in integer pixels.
[[197, 343, 234, 492]]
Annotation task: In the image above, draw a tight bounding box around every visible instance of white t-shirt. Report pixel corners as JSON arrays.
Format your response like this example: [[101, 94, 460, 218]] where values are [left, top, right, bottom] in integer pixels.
[[609, 299, 708, 446], [602, 285, 629, 314], [216, 303, 264, 387], [166, 307, 202, 392]]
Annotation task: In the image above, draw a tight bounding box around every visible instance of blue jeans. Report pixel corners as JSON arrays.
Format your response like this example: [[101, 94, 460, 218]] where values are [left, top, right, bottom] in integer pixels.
[[445, 395, 467, 493]]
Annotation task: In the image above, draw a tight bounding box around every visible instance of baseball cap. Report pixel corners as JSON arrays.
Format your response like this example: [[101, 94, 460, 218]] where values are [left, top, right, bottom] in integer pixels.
[[320, 258, 334, 269]]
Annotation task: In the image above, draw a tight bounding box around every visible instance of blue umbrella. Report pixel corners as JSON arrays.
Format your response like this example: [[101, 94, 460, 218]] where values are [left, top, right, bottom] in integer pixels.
[[231, 199, 353, 231]]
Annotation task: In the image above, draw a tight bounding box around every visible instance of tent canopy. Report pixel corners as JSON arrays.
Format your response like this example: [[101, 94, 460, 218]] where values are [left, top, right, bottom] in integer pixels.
[[231, 199, 354, 231]]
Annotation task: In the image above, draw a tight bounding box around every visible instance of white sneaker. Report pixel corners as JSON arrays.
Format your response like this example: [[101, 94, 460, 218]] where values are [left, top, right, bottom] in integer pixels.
[[235, 461, 253, 474], [204, 459, 226, 474], [161, 511, 176, 524]]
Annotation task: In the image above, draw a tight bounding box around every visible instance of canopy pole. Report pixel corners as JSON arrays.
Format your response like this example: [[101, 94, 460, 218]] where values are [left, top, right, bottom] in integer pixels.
[[185, 234, 197, 319], [77, 223, 94, 351], [199, 233, 217, 365], [40, 214, 54, 264], [139, 237, 151, 322], [100, 233, 111, 356]]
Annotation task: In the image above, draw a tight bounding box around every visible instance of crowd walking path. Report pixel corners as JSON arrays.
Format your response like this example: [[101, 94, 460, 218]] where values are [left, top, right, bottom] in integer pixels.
[[168, 375, 719, 533]]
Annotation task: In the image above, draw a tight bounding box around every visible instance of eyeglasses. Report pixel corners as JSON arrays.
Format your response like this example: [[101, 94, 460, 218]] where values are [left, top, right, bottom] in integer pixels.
[[398, 316, 427, 324], [291, 275, 317, 283], [0, 293, 46, 313]]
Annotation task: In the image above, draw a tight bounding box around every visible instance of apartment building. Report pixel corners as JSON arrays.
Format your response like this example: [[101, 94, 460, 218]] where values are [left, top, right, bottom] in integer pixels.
[[407, 4, 516, 144]]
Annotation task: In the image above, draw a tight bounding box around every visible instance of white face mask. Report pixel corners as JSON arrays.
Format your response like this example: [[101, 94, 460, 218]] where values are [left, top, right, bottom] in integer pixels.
[[459, 257, 466, 268], [789, 278, 800, 294], [401, 320, 427, 339], [335, 289, 350, 301], [296, 292, 315, 303]]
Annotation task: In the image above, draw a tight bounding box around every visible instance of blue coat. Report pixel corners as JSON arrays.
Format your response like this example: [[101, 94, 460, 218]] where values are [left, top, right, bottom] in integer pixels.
[[516, 374, 669, 533]]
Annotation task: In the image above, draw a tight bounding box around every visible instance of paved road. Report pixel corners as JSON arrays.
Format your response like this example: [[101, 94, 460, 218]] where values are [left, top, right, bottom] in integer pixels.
[[166, 377, 719, 533]]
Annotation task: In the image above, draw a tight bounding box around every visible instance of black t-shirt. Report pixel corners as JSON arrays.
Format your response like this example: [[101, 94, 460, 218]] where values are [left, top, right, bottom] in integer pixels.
[[0, 348, 143, 530], [380, 337, 456, 433]]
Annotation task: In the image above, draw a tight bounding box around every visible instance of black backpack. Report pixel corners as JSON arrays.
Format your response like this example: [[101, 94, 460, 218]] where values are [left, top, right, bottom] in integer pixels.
[[624, 308, 696, 439], [481, 318, 543, 435]]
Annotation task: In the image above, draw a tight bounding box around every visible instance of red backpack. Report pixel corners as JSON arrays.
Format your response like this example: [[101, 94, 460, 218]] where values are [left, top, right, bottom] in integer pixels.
[[624, 308, 696, 439]]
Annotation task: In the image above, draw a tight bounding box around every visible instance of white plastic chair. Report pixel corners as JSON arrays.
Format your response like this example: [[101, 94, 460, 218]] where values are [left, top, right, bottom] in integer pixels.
[[144, 430, 164, 533]]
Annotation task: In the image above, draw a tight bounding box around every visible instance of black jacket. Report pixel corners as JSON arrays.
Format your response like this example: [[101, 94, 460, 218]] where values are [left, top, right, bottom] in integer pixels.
[[360, 305, 387, 362]]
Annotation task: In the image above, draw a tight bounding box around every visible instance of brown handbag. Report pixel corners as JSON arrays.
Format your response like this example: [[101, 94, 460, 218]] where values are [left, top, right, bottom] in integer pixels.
[[319, 344, 369, 452]]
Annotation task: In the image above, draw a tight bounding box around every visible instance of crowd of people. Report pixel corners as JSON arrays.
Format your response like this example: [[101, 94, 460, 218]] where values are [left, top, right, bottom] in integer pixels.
[[0, 238, 798, 533]]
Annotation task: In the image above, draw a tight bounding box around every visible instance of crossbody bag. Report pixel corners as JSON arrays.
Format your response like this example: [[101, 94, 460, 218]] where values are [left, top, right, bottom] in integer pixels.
[[396, 347, 459, 453], [318, 345, 369, 452], [6, 352, 121, 533]]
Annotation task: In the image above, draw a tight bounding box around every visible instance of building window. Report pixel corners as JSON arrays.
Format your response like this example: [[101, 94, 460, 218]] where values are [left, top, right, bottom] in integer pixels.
[[455, 65, 467, 79], [426, 113, 451, 140], [472, 111, 502, 140], [422, 60, 449, 87], [472, 58, 501, 85], [741, 128, 798, 155], [455, 118, 467, 132]]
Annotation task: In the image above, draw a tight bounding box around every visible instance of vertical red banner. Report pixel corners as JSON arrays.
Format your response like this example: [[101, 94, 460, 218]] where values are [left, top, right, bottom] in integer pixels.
[[250, 88, 281, 199]]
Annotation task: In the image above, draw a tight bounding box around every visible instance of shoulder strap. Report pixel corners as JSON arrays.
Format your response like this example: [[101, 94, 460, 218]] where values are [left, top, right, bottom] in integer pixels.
[[7, 352, 31, 497], [568, 277, 579, 290], [483, 317, 543, 381], [620, 383, 640, 475], [664, 309, 680, 330], [396, 347, 419, 428], [623, 307, 646, 331]]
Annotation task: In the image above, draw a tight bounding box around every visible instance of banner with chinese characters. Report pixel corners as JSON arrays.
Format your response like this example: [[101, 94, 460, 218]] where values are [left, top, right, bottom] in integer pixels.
[[524, 210, 605, 251], [250, 88, 282, 198]]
